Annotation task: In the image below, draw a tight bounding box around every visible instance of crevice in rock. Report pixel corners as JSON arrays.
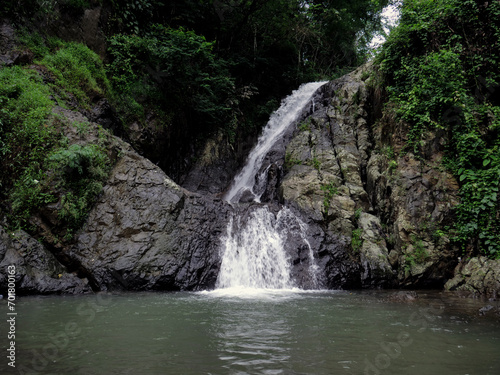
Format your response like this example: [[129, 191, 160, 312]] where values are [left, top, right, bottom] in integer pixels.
[[328, 126, 346, 184]]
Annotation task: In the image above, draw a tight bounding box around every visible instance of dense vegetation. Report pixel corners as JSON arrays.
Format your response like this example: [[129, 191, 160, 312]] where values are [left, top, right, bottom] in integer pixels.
[[2, 0, 391, 144], [0, 41, 112, 240], [376, 0, 500, 258], [104, 0, 392, 173]]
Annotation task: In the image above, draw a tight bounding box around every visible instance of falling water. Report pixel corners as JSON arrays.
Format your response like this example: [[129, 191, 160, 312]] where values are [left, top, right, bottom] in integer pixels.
[[224, 81, 327, 203], [217, 81, 327, 291]]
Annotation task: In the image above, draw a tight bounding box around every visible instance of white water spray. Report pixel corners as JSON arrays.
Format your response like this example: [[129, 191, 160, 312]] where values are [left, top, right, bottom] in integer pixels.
[[216, 207, 292, 289]]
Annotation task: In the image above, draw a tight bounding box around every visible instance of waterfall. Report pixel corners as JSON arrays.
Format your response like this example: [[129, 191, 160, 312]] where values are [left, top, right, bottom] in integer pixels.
[[224, 81, 327, 203], [216, 82, 327, 291]]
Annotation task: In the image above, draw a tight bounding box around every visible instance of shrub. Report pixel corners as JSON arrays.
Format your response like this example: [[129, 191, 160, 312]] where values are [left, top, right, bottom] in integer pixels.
[[1, 42, 113, 237], [351, 228, 363, 253], [321, 182, 338, 216], [48, 144, 110, 231], [107, 25, 237, 133], [0, 66, 56, 189]]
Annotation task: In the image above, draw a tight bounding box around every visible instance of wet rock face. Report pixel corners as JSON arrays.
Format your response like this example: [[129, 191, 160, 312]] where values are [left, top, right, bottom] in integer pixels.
[[69, 149, 232, 292]]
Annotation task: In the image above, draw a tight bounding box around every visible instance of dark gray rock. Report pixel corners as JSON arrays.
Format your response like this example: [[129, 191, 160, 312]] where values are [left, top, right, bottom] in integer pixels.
[[445, 257, 500, 298], [0, 224, 91, 295]]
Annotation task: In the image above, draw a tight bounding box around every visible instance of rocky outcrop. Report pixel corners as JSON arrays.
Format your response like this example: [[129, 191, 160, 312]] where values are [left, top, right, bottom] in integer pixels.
[[68, 148, 232, 291], [179, 131, 243, 196], [55, 108, 233, 292], [0, 222, 91, 295], [0, 105, 233, 294], [445, 257, 500, 298], [278, 63, 461, 289]]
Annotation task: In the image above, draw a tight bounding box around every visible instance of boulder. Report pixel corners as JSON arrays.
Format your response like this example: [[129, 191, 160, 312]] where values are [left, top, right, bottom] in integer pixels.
[[445, 257, 500, 298], [68, 146, 232, 291]]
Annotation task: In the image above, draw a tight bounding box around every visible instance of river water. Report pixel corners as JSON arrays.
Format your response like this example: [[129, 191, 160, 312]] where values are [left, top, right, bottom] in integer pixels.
[[4, 290, 499, 375]]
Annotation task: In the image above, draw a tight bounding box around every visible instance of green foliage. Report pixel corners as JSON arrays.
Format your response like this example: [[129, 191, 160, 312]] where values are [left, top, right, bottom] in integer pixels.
[[284, 152, 302, 170], [382, 145, 394, 159], [404, 235, 429, 271], [321, 182, 338, 215], [299, 118, 312, 132], [48, 144, 110, 232], [10, 167, 57, 228], [0, 66, 57, 189], [309, 156, 321, 172], [110, 0, 155, 34], [41, 42, 112, 107], [10, 143, 110, 236], [377, 0, 500, 258], [107, 26, 237, 132], [354, 208, 362, 222], [0, 41, 112, 237], [351, 228, 363, 253]]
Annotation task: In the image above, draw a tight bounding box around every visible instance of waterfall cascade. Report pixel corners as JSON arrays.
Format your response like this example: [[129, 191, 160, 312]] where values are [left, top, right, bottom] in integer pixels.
[[224, 82, 327, 204], [216, 82, 327, 291]]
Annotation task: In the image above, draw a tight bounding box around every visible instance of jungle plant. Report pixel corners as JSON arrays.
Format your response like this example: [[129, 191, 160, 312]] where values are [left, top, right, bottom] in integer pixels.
[[377, 0, 500, 258], [321, 182, 338, 216], [47, 143, 111, 231], [351, 228, 363, 253], [41, 42, 112, 108]]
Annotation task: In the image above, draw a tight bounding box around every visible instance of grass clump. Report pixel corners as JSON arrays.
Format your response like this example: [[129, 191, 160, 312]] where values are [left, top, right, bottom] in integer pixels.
[[351, 228, 363, 253], [321, 182, 338, 216], [41, 42, 112, 107], [0, 66, 57, 190]]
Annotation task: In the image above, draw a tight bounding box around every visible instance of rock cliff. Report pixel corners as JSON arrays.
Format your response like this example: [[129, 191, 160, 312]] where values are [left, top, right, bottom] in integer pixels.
[[279, 64, 461, 289], [1, 106, 232, 293], [1, 59, 499, 297]]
